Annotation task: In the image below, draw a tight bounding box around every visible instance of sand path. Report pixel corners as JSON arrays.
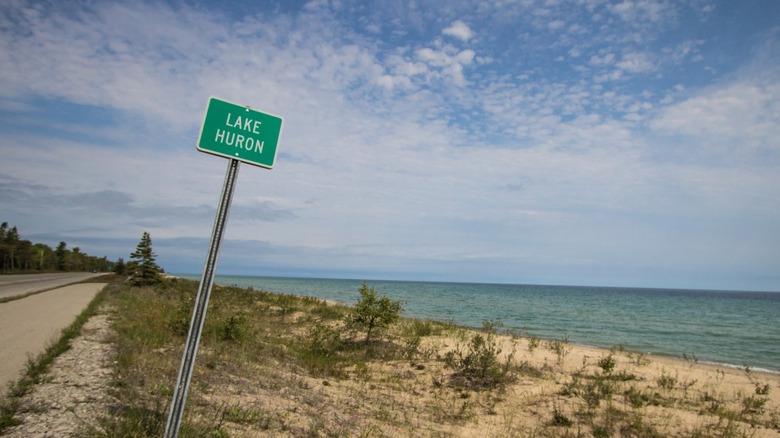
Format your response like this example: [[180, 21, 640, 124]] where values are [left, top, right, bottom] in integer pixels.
[[0, 280, 107, 387]]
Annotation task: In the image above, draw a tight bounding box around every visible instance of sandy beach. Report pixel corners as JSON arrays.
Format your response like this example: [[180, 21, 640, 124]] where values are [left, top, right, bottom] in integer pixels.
[[460, 333, 780, 436]]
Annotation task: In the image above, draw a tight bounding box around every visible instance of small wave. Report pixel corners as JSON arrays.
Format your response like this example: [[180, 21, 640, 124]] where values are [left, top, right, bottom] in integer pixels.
[[699, 360, 780, 375]]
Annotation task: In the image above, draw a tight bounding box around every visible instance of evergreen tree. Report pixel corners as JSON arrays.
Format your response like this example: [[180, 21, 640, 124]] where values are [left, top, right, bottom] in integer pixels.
[[0, 221, 117, 272], [113, 257, 126, 275], [55, 241, 68, 271], [0, 222, 9, 272], [128, 231, 162, 286], [2, 225, 20, 271]]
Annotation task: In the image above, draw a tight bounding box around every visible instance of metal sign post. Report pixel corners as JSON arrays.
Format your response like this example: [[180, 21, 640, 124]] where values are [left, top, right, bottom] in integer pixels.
[[165, 158, 240, 437], [164, 97, 282, 437]]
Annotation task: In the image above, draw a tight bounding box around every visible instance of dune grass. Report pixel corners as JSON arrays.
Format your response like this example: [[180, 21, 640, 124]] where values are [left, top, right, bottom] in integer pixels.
[[46, 278, 779, 436]]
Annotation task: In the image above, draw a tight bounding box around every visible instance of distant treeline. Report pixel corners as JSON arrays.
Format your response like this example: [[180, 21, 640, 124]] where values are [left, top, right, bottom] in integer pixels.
[[0, 221, 115, 273]]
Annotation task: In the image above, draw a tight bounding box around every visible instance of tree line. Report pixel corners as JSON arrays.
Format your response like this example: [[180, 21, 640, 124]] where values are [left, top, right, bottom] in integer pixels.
[[0, 221, 115, 273]]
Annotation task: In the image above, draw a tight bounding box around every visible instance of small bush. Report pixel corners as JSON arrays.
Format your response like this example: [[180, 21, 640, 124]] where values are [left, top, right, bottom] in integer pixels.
[[547, 336, 571, 364], [741, 395, 768, 416], [481, 318, 503, 334], [550, 407, 573, 427], [168, 299, 192, 336], [629, 351, 651, 366], [527, 336, 540, 353], [754, 383, 770, 395], [402, 335, 422, 360], [560, 375, 581, 397], [656, 372, 677, 391], [307, 323, 342, 357], [416, 320, 435, 336], [218, 315, 248, 342], [444, 332, 515, 390], [597, 354, 616, 375]]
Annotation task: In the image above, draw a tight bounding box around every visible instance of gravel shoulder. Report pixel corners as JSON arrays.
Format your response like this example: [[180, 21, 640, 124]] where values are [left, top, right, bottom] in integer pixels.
[[3, 312, 115, 437]]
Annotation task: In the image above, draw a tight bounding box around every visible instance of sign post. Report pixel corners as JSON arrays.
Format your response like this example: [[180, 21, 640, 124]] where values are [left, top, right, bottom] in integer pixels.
[[165, 97, 283, 437]]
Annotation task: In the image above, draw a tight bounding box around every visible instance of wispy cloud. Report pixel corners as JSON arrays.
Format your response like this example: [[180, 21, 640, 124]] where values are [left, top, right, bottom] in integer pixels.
[[442, 20, 474, 42]]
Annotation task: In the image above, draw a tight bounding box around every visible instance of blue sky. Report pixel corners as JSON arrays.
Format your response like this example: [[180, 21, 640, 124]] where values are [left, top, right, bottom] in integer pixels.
[[1, 0, 779, 291]]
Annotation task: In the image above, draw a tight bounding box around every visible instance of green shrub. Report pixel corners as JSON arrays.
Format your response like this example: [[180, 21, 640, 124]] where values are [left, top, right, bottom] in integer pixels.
[[597, 354, 616, 375], [168, 299, 192, 336], [656, 372, 677, 391], [754, 383, 770, 395], [410, 319, 434, 337], [741, 395, 768, 417], [551, 407, 573, 427], [527, 336, 540, 353], [349, 282, 403, 344], [547, 336, 571, 365], [307, 323, 342, 357], [444, 332, 515, 390], [218, 315, 248, 342], [402, 335, 422, 360]]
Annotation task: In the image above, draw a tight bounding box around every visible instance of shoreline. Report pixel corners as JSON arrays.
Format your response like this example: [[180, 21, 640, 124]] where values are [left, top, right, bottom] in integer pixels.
[[181, 274, 780, 375]]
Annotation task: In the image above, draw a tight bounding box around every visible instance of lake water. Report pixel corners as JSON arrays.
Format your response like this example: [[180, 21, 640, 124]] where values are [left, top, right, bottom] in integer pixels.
[[176, 274, 780, 373]]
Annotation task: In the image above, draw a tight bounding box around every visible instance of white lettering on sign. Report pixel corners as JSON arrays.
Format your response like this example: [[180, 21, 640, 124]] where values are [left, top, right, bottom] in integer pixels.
[[225, 113, 262, 134], [214, 129, 264, 153]]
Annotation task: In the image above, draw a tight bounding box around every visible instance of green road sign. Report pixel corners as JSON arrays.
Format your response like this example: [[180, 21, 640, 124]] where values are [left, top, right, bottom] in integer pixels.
[[197, 97, 283, 169]]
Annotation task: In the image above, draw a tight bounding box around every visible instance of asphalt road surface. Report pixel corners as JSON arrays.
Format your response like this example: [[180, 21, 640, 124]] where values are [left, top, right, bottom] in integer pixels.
[[0, 272, 104, 300], [0, 273, 107, 388]]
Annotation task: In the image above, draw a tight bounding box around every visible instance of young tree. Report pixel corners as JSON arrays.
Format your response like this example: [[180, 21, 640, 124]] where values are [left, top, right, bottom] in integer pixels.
[[128, 231, 162, 286], [32, 243, 53, 270], [350, 282, 404, 344]]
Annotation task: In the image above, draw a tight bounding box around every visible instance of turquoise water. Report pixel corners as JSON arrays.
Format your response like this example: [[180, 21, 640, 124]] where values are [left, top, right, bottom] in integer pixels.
[[177, 275, 780, 373]]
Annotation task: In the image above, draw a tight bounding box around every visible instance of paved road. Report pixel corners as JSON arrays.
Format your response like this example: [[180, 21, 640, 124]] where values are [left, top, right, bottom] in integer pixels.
[[0, 273, 104, 300], [0, 276, 107, 388]]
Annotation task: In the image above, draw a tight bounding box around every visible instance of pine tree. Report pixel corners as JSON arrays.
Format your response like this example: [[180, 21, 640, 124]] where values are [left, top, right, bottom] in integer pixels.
[[55, 241, 68, 271], [128, 231, 162, 286], [113, 257, 126, 275]]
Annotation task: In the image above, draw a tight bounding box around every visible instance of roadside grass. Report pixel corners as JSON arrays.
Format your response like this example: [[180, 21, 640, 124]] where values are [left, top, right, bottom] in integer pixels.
[[0, 284, 110, 433]]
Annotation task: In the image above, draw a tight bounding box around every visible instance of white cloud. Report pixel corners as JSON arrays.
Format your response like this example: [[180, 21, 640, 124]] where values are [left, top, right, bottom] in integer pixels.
[[616, 52, 655, 73], [594, 69, 623, 82], [609, 0, 671, 24], [410, 45, 476, 86], [547, 19, 566, 31], [589, 53, 615, 66], [651, 80, 780, 157], [442, 20, 474, 42]]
